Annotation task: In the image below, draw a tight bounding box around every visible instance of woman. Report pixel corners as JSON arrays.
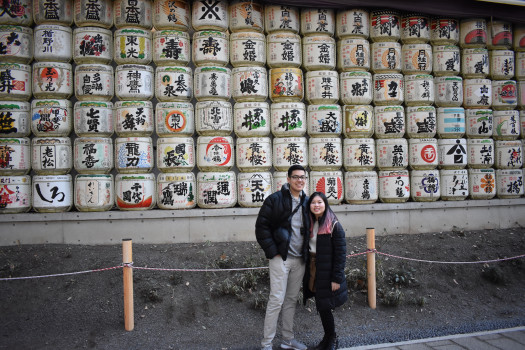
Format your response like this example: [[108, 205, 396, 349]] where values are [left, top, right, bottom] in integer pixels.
[[303, 192, 348, 350]]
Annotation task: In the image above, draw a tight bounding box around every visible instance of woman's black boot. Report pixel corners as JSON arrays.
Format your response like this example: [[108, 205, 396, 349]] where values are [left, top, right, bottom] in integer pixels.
[[324, 333, 338, 350], [314, 334, 329, 350]]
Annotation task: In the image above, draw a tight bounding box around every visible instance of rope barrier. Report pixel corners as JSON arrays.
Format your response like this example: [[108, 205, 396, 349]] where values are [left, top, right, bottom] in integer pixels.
[[375, 251, 525, 265], [0, 265, 122, 281]]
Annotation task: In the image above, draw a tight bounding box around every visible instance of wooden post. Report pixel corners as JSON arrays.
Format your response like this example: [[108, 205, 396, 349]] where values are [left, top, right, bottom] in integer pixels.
[[122, 239, 134, 331], [366, 228, 376, 309]]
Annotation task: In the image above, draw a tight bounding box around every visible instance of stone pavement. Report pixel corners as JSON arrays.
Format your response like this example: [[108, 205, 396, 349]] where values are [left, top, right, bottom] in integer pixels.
[[341, 326, 525, 350]]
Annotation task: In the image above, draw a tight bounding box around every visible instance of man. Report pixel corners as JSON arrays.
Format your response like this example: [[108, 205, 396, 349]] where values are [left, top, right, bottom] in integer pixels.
[[255, 165, 310, 350]]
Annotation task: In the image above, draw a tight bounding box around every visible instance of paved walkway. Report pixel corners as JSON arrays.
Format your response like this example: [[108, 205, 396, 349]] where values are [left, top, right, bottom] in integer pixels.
[[341, 326, 525, 350]]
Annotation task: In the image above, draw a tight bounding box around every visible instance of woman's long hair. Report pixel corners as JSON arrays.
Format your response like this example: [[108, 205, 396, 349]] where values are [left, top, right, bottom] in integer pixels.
[[307, 192, 337, 236]]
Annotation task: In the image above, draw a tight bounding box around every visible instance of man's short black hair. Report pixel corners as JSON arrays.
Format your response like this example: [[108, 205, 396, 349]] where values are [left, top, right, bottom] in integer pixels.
[[287, 165, 306, 177]]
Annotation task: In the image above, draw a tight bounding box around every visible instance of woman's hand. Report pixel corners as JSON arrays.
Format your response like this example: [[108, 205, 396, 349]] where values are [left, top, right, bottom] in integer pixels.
[[331, 282, 340, 291]]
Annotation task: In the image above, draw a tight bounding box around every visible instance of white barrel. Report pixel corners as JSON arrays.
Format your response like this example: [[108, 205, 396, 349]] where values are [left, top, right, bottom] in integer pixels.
[[33, 0, 73, 25], [0, 175, 31, 213], [376, 138, 408, 170], [469, 168, 496, 199], [152, 0, 190, 31], [517, 52, 525, 80], [0, 101, 30, 137], [229, 0, 264, 33], [406, 105, 437, 138], [115, 137, 154, 173], [31, 137, 72, 175], [236, 137, 272, 172], [337, 38, 370, 72], [73, 137, 113, 174], [343, 105, 374, 138], [114, 0, 152, 29], [32, 61, 72, 99], [465, 109, 493, 138], [433, 45, 460, 76], [309, 171, 344, 205], [115, 100, 154, 136], [467, 138, 494, 168], [369, 10, 400, 42], [234, 101, 270, 137], [74, 174, 114, 212], [408, 138, 438, 170], [0, 137, 30, 175], [230, 31, 266, 67], [115, 64, 154, 101], [410, 169, 440, 201], [267, 32, 301, 68], [115, 173, 156, 210], [460, 18, 487, 48], [155, 66, 192, 102], [340, 71, 372, 105], [272, 137, 307, 171], [307, 104, 342, 137], [302, 36, 336, 71], [74, 0, 113, 28], [493, 110, 520, 140], [237, 172, 272, 208], [272, 171, 309, 194], [343, 138, 375, 171], [461, 48, 489, 78], [73, 27, 112, 64], [74, 64, 114, 101], [270, 101, 306, 137], [264, 5, 300, 34], [197, 135, 234, 171], [440, 169, 469, 200], [371, 41, 401, 73], [514, 25, 525, 52], [437, 107, 465, 138], [434, 76, 463, 107], [155, 101, 194, 137], [31, 99, 72, 137], [309, 137, 342, 171], [0, 25, 32, 64], [522, 111, 525, 138], [114, 28, 152, 65], [402, 43, 432, 74], [192, 30, 229, 67], [196, 171, 237, 209], [232, 66, 268, 102], [404, 74, 434, 106], [438, 138, 468, 169], [490, 50, 515, 80], [191, 0, 228, 32], [345, 171, 378, 204], [305, 70, 339, 105], [378, 169, 409, 203], [488, 20, 513, 50], [463, 78, 492, 109], [33, 24, 72, 62], [194, 66, 231, 101], [269, 67, 304, 102], [374, 105, 405, 139], [0, 0, 32, 26], [492, 80, 518, 110], [401, 13, 430, 44], [373, 73, 404, 105], [496, 169, 524, 198], [519, 81, 525, 111], [300, 8, 335, 37], [157, 172, 196, 210], [32, 174, 72, 212], [430, 17, 459, 45], [73, 101, 114, 137], [156, 136, 195, 172], [152, 30, 191, 66], [495, 140, 523, 169], [195, 100, 232, 136], [336, 9, 369, 39]]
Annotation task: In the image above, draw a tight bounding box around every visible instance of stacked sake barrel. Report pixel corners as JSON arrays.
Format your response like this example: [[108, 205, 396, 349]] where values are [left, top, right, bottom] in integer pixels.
[[518, 25, 525, 197]]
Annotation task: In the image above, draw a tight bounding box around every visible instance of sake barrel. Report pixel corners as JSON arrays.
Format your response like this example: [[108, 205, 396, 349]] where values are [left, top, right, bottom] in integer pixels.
[[369, 10, 400, 42], [300, 8, 335, 37], [156, 172, 196, 210], [152, 30, 191, 67], [467, 138, 494, 168], [461, 48, 489, 78], [115, 64, 154, 101], [155, 66, 192, 102], [495, 140, 523, 168], [343, 138, 375, 171], [73, 137, 113, 174], [490, 50, 515, 80], [371, 41, 401, 73], [236, 137, 272, 172], [430, 17, 460, 45], [74, 0, 113, 28], [309, 137, 342, 171], [0, 63, 31, 101], [305, 70, 339, 105], [31, 99, 72, 137], [492, 80, 518, 111], [33, 0, 73, 26], [0, 25, 33, 64], [266, 32, 301, 68], [487, 20, 512, 50], [32, 174, 72, 212], [493, 110, 520, 140], [272, 137, 308, 171], [463, 79, 492, 109], [337, 38, 370, 72], [0, 101, 30, 137], [518, 80, 525, 109], [272, 171, 309, 194], [438, 138, 468, 169], [115, 173, 156, 210], [408, 138, 438, 170], [340, 71, 372, 105], [74, 174, 114, 212], [73, 27, 112, 64], [0, 175, 31, 213], [237, 172, 272, 208], [469, 167, 497, 199], [401, 13, 430, 44], [522, 111, 525, 138], [307, 104, 342, 137], [378, 169, 410, 203], [233, 101, 270, 137], [309, 171, 344, 205], [270, 101, 306, 137], [404, 74, 434, 106], [406, 105, 437, 138], [114, 28, 152, 65], [376, 138, 408, 170], [433, 45, 460, 76], [434, 76, 463, 107], [410, 169, 440, 201], [373, 73, 404, 106], [114, 0, 152, 29], [191, 0, 228, 32], [402, 43, 432, 74], [115, 100, 154, 137], [437, 107, 465, 138], [74, 101, 114, 137], [192, 30, 229, 67], [343, 105, 374, 138], [459, 18, 487, 48], [0, 137, 30, 175], [344, 171, 378, 204], [115, 136, 154, 173], [31, 137, 72, 175], [229, 0, 264, 33], [155, 101, 194, 137], [269, 67, 303, 102], [0, 0, 32, 26], [152, 0, 190, 31], [32, 61, 73, 99], [264, 5, 300, 34], [195, 100, 232, 136], [440, 169, 468, 200], [194, 66, 231, 101], [74, 64, 114, 101], [196, 171, 237, 209], [232, 66, 268, 102], [230, 31, 266, 67], [374, 105, 405, 139], [496, 169, 524, 198], [33, 24, 72, 62], [156, 136, 195, 173], [196, 135, 234, 171], [465, 109, 493, 138], [336, 9, 369, 39], [302, 36, 336, 71], [513, 24, 525, 52]]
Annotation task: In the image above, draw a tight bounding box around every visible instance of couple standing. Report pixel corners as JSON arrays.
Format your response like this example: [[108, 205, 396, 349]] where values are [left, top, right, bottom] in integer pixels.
[[255, 165, 348, 350]]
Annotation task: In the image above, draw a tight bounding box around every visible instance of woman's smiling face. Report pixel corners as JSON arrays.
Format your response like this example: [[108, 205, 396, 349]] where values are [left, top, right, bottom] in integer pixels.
[[310, 195, 325, 219]]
